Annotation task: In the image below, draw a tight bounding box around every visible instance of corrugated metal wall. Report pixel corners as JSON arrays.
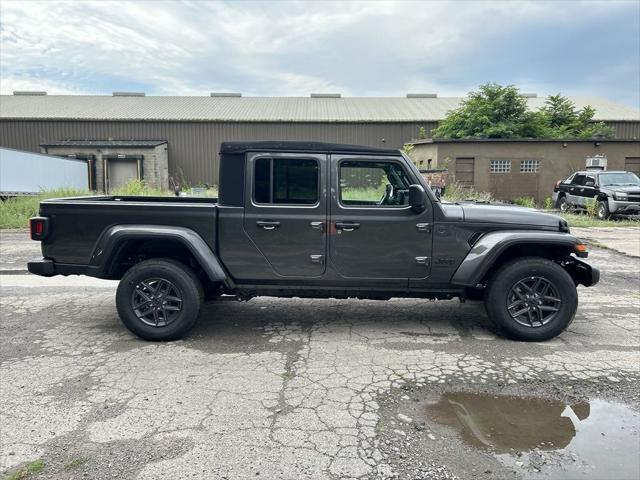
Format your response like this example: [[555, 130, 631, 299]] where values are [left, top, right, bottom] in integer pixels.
[[0, 120, 437, 185], [607, 121, 640, 140], [0, 119, 636, 185]]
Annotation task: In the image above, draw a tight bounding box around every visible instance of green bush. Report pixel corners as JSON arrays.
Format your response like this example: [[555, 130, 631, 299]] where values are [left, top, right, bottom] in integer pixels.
[[543, 196, 554, 210], [442, 182, 494, 203], [512, 196, 537, 208]]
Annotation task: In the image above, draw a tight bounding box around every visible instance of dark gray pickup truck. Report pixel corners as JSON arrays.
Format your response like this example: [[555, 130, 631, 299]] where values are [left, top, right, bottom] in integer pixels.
[[28, 141, 599, 342]]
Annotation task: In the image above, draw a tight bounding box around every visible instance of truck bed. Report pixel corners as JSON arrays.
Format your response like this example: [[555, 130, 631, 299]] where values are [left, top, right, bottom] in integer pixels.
[[38, 195, 218, 265]]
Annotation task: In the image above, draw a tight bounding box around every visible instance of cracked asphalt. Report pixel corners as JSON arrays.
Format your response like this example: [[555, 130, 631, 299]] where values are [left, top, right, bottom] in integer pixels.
[[0, 229, 639, 479]]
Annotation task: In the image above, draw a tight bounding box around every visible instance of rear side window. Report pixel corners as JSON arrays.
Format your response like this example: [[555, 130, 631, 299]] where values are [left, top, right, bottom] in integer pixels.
[[254, 158, 318, 205]]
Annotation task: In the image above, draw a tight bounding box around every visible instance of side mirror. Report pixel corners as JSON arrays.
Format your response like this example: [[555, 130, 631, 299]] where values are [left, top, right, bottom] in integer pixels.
[[409, 184, 427, 213]]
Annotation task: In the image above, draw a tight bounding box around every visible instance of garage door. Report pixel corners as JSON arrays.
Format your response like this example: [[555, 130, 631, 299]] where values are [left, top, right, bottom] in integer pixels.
[[455, 157, 475, 185], [107, 159, 138, 191], [625, 157, 640, 175]]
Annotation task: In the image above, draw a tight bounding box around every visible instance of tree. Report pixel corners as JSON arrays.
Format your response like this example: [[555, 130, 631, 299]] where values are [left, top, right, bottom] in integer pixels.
[[431, 83, 539, 139], [538, 94, 614, 138], [431, 83, 614, 139]]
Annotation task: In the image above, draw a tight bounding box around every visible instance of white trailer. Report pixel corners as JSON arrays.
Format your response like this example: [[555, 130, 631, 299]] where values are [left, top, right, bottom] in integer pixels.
[[0, 147, 89, 196]]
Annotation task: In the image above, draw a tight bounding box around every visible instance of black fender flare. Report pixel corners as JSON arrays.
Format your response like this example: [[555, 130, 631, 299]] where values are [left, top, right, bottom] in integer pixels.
[[451, 230, 584, 287], [86, 225, 228, 283]]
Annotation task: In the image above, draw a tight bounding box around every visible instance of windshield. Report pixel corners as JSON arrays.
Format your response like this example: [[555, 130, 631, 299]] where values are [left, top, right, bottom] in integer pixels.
[[598, 172, 640, 186]]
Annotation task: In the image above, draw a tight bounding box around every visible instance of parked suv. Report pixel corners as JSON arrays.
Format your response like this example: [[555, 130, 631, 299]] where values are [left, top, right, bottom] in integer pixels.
[[553, 170, 640, 219]]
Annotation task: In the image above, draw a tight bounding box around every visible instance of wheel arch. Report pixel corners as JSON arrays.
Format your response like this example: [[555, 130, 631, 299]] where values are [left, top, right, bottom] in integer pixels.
[[87, 225, 229, 284], [451, 231, 583, 288]]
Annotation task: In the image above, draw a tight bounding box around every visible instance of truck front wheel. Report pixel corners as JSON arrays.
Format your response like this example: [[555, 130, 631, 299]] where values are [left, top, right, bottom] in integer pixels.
[[484, 257, 578, 341], [116, 258, 203, 341]]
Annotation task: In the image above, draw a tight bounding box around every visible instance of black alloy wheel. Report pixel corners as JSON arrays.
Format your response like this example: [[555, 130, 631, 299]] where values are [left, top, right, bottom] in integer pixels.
[[507, 276, 561, 328], [131, 278, 183, 327]]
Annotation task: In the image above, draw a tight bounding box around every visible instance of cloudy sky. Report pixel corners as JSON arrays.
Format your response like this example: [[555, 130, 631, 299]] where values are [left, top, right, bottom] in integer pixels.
[[1, 0, 638, 106]]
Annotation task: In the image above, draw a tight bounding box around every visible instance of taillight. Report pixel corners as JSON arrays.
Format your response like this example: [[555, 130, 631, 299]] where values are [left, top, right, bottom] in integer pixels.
[[554, 180, 561, 191], [29, 217, 49, 241]]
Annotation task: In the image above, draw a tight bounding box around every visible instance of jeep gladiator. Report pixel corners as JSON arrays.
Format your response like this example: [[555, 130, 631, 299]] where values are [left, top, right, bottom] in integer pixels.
[[28, 141, 599, 341]]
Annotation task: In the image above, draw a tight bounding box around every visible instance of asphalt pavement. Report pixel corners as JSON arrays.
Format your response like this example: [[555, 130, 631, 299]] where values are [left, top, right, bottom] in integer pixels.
[[1, 229, 638, 479]]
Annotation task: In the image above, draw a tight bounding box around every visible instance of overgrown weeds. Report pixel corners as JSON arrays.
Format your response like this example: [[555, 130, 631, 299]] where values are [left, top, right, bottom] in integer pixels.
[[442, 182, 494, 203]]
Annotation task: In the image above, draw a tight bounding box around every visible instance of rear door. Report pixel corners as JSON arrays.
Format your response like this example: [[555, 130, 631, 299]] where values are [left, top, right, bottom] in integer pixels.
[[328, 155, 433, 285], [243, 152, 328, 277]]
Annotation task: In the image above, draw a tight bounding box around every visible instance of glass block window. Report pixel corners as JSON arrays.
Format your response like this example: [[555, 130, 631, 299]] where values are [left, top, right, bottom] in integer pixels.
[[490, 160, 511, 173], [520, 159, 540, 173]]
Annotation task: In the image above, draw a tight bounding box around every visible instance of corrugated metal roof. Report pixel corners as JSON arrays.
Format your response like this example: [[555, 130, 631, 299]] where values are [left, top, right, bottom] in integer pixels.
[[1, 95, 638, 122], [42, 140, 167, 147]]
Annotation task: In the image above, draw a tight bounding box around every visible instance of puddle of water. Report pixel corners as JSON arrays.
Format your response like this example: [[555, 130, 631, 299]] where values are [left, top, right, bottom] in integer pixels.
[[425, 392, 639, 480]]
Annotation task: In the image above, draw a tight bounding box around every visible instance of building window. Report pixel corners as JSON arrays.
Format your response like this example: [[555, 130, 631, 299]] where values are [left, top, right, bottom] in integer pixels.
[[490, 160, 511, 173], [520, 159, 540, 173], [254, 157, 318, 205]]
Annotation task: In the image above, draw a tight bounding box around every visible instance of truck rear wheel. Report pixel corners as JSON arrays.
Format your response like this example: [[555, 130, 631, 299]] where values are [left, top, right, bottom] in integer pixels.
[[116, 258, 203, 341], [484, 257, 578, 341]]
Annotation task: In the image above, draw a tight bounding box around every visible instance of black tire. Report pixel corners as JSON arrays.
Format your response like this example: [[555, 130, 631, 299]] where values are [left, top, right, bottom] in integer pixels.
[[597, 199, 610, 220], [116, 258, 203, 341], [484, 257, 578, 341], [558, 196, 570, 212]]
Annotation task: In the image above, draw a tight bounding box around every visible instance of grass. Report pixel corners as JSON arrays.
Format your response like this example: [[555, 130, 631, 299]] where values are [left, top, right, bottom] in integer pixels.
[[4, 459, 44, 480], [0, 180, 218, 229], [512, 196, 537, 208], [555, 211, 640, 228], [341, 185, 386, 201], [63, 457, 88, 471], [0, 188, 89, 229]]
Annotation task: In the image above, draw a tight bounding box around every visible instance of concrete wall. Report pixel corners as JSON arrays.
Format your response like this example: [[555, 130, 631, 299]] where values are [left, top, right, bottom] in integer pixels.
[[412, 140, 640, 203], [43, 144, 169, 191]]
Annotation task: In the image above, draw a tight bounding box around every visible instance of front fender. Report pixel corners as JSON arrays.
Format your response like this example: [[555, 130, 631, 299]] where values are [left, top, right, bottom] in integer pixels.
[[87, 225, 228, 282], [450, 230, 583, 287]]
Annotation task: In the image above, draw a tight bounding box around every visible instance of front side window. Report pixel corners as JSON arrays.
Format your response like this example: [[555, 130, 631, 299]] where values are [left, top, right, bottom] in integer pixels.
[[572, 174, 586, 186], [490, 160, 511, 173], [339, 160, 411, 207], [520, 159, 540, 173], [254, 157, 318, 205]]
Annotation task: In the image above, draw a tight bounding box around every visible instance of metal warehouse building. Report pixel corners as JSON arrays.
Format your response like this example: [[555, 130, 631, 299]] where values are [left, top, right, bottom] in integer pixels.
[[1, 91, 639, 191]]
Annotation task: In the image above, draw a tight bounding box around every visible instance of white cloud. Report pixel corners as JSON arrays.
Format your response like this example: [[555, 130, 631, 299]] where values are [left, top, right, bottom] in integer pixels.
[[0, 0, 637, 105]]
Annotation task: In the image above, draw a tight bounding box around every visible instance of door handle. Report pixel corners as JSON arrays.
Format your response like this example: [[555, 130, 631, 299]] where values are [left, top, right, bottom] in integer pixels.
[[335, 222, 360, 232], [310, 221, 324, 231], [256, 220, 281, 230]]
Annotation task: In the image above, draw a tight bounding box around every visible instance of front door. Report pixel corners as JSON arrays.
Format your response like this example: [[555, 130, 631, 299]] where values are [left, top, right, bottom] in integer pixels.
[[581, 174, 598, 206], [328, 155, 433, 285], [243, 152, 327, 277]]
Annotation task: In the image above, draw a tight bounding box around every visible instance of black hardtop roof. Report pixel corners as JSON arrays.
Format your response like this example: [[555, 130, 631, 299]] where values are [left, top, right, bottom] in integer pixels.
[[220, 141, 399, 155]]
